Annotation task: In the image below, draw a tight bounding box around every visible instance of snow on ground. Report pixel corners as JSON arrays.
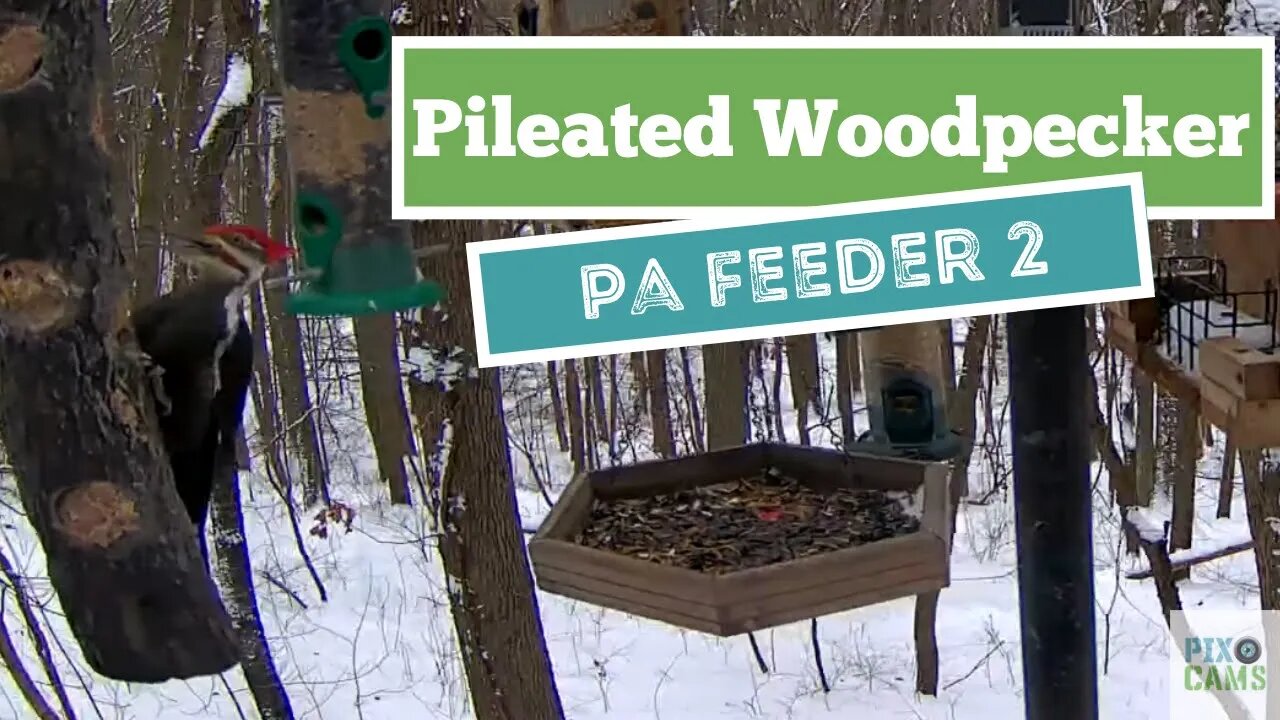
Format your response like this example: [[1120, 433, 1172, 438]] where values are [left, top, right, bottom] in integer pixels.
[[0, 319, 1265, 719]]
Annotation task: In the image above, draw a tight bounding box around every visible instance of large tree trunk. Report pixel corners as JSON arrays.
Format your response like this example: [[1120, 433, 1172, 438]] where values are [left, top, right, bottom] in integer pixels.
[[423, 220, 566, 720], [0, 3, 238, 681]]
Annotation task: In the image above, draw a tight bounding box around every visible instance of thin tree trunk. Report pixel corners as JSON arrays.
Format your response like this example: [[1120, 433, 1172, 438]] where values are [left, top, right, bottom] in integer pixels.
[[770, 340, 787, 441], [835, 333, 858, 442], [1134, 370, 1156, 505], [784, 335, 819, 445], [353, 316, 415, 503], [703, 341, 750, 450], [677, 347, 704, 451], [262, 103, 328, 507], [585, 356, 608, 436], [647, 350, 675, 457], [564, 359, 587, 470], [1169, 398, 1197, 568], [546, 361, 569, 453], [1241, 450, 1280, 610], [631, 351, 649, 413], [1218, 435, 1237, 518], [210, 449, 295, 719]]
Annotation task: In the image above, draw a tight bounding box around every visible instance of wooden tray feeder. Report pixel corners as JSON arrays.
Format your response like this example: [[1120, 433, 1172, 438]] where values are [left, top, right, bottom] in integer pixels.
[[1195, 196, 1280, 449], [529, 442, 951, 636], [1103, 200, 1280, 449]]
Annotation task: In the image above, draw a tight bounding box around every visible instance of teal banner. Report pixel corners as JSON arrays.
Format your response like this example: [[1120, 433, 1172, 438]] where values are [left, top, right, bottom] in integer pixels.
[[467, 174, 1153, 366]]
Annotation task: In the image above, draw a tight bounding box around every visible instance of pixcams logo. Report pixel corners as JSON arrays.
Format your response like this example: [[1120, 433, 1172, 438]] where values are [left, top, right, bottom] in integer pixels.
[[1183, 635, 1267, 692]]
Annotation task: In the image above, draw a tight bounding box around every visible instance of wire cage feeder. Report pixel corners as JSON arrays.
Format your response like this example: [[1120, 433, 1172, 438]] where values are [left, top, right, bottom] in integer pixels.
[[529, 442, 951, 636]]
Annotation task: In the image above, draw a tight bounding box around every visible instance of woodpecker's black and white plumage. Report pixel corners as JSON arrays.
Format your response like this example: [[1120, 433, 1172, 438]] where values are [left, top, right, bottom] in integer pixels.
[[132, 225, 293, 557]]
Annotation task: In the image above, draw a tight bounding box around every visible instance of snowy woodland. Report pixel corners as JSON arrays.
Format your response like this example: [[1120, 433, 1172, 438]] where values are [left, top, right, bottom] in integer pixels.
[[0, 0, 1275, 719]]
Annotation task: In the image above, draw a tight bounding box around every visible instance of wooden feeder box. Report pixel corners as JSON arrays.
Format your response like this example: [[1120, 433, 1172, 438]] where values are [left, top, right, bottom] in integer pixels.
[[1103, 298, 1160, 351], [529, 442, 950, 636], [1198, 337, 1280, 449]]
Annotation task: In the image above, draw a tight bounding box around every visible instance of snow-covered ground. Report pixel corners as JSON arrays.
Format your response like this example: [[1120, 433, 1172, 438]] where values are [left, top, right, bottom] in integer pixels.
[[0, 319, 1262, 719]]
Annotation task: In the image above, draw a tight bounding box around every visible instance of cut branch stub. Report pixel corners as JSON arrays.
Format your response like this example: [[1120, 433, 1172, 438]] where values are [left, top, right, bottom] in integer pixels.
[[0, 259, 81, 335], [0, 21, 44, 92], [53, 482, 141, 550]]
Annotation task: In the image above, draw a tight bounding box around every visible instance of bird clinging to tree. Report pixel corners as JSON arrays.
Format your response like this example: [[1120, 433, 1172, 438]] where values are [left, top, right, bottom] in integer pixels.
[[131, 225, 293, 559]]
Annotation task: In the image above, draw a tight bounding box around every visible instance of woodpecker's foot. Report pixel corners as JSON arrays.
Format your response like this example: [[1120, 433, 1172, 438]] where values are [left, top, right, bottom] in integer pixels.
[[132, 351, 171, 415]]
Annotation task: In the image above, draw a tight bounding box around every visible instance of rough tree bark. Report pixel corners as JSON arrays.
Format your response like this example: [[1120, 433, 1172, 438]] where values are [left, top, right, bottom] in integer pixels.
[[563, 358, 587, 470], [784, 335, 819, 445], [418, 220, 566, 720], [1134, 369, 1156, 505], [353, 317, 416, 503], [546, 361, 570, 453], [703, 342, 750, 449], [131, 0, 196, 298], [1241, 450, 1280, 610], [1217, 434, 1237, 518], [1169, 397, 1197, 572], [210, 450, 295, 719], [0, 1, 237, 682], [261, 106, 329, 507], [192, 6, 295, 712], [646, 349, 675, 457]]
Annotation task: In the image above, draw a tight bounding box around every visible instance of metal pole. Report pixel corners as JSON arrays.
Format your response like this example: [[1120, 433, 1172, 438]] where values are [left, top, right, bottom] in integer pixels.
[[997, 0, 1099, 716], [1007, 306, 1100, 720]]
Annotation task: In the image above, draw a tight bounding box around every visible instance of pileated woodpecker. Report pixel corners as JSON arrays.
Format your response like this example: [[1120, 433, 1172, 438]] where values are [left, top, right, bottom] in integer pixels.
[[132, 225, 293, 557]]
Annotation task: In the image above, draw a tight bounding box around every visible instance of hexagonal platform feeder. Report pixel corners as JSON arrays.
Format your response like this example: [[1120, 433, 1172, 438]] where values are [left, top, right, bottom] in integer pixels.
[[529, 442, 950, 636]]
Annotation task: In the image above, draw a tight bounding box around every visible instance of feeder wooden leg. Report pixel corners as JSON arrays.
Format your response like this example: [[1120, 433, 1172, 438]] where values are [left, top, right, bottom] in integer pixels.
[[1134, 370, 1156, 506], [1169, 399, 1198, 583]]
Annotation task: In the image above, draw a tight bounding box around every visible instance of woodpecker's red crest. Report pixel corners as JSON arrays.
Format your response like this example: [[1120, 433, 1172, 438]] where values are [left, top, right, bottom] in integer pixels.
[[202, 224, 294, 264]]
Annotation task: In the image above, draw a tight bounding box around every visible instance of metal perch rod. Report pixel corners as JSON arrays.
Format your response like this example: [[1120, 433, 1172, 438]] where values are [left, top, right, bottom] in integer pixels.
[[261, 243, 452, 289]]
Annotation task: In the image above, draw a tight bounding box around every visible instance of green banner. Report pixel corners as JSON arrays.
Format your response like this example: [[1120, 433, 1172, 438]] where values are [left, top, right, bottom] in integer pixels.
[[391, 36, 1274, 220]]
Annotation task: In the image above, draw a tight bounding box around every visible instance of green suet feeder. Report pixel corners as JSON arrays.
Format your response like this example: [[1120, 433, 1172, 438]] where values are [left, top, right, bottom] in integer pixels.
[[848, 366, 960, 461], [285, 192, 443, 317], [282, 16, 442, 317]]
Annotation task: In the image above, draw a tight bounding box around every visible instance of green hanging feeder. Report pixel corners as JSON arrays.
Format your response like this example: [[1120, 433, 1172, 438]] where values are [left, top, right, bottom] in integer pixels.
[[278, 15, 443, 317], [285, 193, 443, 317]]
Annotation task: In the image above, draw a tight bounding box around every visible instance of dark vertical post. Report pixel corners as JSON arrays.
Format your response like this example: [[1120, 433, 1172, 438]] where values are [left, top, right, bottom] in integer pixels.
[[998, 0, 1100, 718], [1006, 307, 1099, 720]]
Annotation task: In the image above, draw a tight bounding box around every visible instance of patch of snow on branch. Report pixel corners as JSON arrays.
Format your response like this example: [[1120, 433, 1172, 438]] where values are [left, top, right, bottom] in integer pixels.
[[1226, 0, 1280, 34], [198, 53, 253, 151], [404, 345, 479, 391], [1125, 506, 1168, 544], [390, 2, 412, 26]]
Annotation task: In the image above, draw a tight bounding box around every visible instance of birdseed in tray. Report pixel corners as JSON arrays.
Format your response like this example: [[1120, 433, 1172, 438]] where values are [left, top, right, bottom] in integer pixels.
[[574, 469, 922, 573]]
